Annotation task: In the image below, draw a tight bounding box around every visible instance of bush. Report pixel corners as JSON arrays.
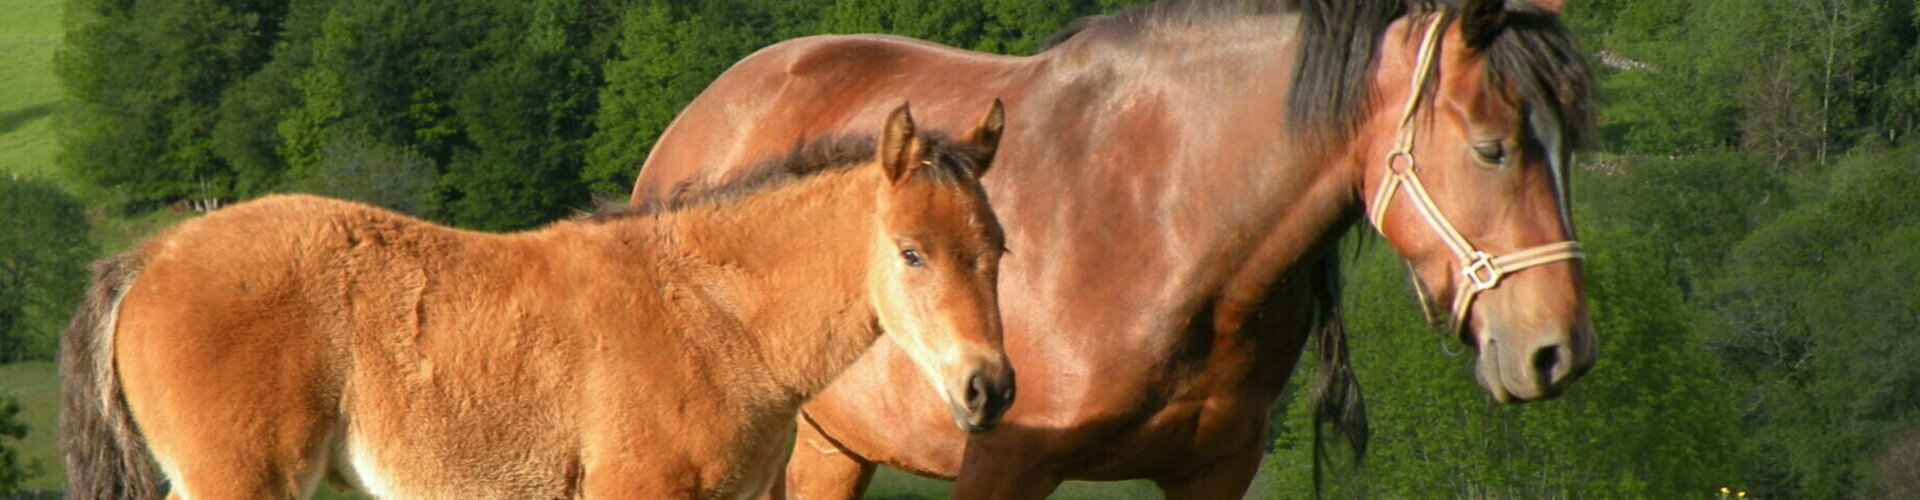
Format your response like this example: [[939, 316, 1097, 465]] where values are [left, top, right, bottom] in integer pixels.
[[0, 178, 95, 362]]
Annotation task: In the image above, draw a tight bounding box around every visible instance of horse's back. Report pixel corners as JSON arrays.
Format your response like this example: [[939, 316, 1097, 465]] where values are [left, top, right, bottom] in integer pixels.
[[634, 34, 1028, 204]]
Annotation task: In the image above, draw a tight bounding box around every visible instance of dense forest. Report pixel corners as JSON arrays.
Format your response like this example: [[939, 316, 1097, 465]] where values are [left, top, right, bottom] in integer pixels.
[[2, 0, 1917, 497]]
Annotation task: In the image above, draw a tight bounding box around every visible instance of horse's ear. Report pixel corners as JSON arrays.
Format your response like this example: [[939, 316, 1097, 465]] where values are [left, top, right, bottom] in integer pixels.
[[879, 102, 925, 183], [1460, 0, 1508, 49], [962, 98, 1006, 177]]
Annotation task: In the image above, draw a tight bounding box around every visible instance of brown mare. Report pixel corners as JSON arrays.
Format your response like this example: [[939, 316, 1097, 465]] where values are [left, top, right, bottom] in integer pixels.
[[631, 0, 1599, 497], [61, 104, 1015, 499]]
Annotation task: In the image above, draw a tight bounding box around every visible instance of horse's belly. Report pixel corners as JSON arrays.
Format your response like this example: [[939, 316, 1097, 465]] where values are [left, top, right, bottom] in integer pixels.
[[332, 372, 581, 497], [334, 427, 576, 499]]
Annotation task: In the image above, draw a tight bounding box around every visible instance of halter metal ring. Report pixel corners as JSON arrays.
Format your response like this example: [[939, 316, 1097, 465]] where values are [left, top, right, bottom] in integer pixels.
[[1386, 150, 1417, 175], [1463, 251, 1500, 291]]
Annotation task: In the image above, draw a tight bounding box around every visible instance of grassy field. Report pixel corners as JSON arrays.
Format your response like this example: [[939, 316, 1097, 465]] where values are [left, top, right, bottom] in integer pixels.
[[0, 0, 66, 187], [866, 468, 1164, 499]]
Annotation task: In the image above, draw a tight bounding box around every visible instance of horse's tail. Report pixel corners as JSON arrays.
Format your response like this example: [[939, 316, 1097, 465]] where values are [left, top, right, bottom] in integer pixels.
[[59, 252, 161, 499]]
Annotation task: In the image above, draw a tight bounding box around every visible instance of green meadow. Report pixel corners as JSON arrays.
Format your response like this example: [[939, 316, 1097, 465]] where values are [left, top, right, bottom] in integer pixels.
[[0, 0, 65, 185]]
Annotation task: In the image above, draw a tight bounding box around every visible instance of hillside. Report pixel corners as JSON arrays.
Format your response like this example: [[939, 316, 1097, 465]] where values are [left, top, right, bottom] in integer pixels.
[[0, 0, 64, 186]]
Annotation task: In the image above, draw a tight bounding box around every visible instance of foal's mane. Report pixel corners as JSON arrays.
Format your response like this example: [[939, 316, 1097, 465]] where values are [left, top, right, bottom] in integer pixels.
[[1042, 0, 1598, 151], [592, 133, 987, 222]]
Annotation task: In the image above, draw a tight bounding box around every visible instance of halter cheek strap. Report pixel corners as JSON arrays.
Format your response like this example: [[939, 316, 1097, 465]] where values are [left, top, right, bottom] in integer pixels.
[[1367, 15, 1585, 340]]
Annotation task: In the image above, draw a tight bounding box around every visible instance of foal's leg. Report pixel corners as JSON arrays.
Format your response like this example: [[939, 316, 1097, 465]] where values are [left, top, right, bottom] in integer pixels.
[[780, 412, 877, 500], [115, 300, 336, 498], [124, 364, 335, 500]]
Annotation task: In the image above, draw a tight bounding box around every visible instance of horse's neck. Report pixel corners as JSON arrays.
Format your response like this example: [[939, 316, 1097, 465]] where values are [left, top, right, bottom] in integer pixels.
[[1001, 12, 1360, 349], [638, 167, 885, 404]]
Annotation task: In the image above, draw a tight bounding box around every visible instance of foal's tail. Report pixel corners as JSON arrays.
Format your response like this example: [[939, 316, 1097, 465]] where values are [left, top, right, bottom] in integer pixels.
[[59, 253, 161, 499]]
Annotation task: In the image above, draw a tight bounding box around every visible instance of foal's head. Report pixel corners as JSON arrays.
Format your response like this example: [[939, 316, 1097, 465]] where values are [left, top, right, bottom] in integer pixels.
[[866, 101, 1014, 432], [1349, 0, 1597, 402]]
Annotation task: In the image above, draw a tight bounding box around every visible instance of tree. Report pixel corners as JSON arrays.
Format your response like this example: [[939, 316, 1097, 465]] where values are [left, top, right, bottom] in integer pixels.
[[299, 132, 437, 216], [584, 0, 767, 198], [1268, 217, 1748, 498], [0, 178, 96, 362], [58, 0, 286, 209], [0, 395, 36, 494], [1702, 141, 1920, 498], [431, 0, 596, 230]]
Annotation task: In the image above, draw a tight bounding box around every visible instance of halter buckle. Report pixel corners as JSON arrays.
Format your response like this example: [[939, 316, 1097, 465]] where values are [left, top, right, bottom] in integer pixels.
[[1463, 251, 1500, 291]]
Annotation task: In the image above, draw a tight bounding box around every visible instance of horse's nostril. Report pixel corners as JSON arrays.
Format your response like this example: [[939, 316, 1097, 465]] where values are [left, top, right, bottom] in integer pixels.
[[966, 373, 989, 412], [1532, 345, 1563, 385]]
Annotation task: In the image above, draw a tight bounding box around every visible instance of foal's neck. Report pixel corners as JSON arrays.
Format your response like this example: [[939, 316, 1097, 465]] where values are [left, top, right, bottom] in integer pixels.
[[634, 166, 887, 405]]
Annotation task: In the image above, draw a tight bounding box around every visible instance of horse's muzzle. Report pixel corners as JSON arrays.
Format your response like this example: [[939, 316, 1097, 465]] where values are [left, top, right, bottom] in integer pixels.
[[953, 364, 1015, 432]]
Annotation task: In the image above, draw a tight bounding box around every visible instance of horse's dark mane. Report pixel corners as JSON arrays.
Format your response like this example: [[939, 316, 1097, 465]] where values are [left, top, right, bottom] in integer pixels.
[[589, 132, 986, 222], [1042, 0, 1597, 151]]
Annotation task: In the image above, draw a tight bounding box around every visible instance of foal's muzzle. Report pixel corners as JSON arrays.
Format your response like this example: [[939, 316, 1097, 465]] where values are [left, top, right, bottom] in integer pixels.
[[951, 363, 1015, 433]]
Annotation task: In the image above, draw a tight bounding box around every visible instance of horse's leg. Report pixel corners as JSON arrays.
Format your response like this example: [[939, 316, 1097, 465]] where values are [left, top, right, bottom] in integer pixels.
[[129, 381, 334, 499], [1151, 445, 1265, 500], [947, 437, 1061, 500], [129, 391, 332, 498], [116, 301, 336, 498], [781, 411, 876, 500]]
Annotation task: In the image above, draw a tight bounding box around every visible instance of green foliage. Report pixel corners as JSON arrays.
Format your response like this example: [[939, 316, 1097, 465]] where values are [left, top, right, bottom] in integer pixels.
[[1267, 224, 1747, 498], [0, 394, 38, 494], [56, 0, 283, 207], [1578, 150, 1786, 295], [1700, 142, 1920, 498], [1576, 0, 1920, 167], [584, 0, 763, 198], [1, 362, 69, 491], [0, 178, 95, 362], [429, 0, 596, 230]]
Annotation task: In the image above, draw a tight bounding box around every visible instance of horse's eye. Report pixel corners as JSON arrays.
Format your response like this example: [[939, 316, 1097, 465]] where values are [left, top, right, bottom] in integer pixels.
[[901, 249, 926, 267], [1472, 141, 1507, 166]]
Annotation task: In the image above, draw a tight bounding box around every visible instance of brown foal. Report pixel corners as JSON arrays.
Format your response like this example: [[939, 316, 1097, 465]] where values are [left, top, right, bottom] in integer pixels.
[[62, 103, 1013, 499]]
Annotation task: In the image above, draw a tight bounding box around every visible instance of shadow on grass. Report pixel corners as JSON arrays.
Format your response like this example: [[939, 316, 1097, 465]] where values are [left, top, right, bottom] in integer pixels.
[[0, 103, 53, 135]]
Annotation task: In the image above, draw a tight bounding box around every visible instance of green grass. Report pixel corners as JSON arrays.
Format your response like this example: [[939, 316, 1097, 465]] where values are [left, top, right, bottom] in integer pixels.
[[866, 467, 1165, 499], [0, 0, 66, 188], [1, 361, 64, 492]]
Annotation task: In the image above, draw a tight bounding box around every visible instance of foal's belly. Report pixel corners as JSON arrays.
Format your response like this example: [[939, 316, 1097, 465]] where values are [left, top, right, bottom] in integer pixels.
[[330, 424, 576, 498], [328, 369, 582, 498]]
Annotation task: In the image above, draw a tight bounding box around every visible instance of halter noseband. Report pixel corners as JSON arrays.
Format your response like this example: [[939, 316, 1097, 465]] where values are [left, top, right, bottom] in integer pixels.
[[1367, 15, 1585, 340]]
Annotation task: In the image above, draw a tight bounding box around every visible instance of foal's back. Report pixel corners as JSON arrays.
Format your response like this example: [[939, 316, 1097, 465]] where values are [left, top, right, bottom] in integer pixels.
[[113, 195, 626, 497]]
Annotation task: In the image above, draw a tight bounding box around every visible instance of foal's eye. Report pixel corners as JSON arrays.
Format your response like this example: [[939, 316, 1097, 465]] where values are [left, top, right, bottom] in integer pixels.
[[901, 249, 926, 267], [1472, 141, 1507, 166]]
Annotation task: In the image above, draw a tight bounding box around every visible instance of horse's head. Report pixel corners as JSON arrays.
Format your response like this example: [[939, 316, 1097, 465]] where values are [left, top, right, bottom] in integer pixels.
[[1357, 0, 1596, 403], [865, 101, 1014, 431]]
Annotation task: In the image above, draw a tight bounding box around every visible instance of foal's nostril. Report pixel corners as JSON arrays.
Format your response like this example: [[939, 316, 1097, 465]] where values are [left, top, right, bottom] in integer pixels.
[[1531, 344, 1568, 386], [966, 373, 989, 412]]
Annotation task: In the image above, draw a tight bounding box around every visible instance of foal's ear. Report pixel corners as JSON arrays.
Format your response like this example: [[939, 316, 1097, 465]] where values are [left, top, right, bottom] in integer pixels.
[[879, 102, 927, 184], [1460, 0, 1508, 49], [1529, 0, 1564, 14], [962, 98, 1006, 177]]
